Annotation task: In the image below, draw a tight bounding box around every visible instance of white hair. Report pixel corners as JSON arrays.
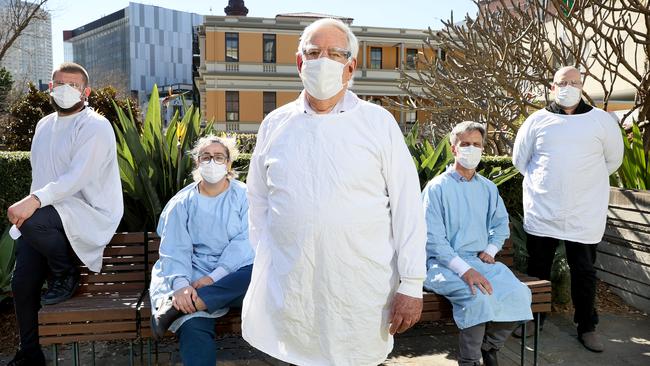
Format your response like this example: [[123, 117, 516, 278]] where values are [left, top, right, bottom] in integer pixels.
[[450, 121, 486, 146], [297, 18, 359, 60], [190, 134, 239, 182]]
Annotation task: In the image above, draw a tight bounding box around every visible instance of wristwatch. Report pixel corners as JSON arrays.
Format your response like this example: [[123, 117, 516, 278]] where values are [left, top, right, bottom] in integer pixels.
[[31, 193, 41, 207]]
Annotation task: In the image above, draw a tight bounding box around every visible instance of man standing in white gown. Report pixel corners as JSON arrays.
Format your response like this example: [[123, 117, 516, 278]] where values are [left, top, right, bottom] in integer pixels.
[[242, 18, 427, 366]]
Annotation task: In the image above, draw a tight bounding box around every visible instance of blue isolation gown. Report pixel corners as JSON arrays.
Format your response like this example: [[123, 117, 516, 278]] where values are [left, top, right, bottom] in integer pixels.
[[421, 167, 532, 329], [149, 179, 254, 331]]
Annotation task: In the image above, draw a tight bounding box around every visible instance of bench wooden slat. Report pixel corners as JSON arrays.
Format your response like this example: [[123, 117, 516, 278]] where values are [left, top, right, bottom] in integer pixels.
[[40, 332, 138, 345], [109, 232, 146, 243], [39, 321, 137, 336]]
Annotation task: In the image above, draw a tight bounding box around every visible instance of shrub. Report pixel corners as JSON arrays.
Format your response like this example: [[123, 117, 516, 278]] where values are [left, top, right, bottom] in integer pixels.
[[2, 85, 142, 151], [3, 83, 53, 151], [0, 151, 31, 232], [88, 86, 142, 131]]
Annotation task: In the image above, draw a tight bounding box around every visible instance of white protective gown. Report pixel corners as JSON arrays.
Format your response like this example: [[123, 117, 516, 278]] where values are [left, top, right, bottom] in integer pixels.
[[30, 108, 123, 272], [512, 108, 623, 243], [242, 91, 427, 366]]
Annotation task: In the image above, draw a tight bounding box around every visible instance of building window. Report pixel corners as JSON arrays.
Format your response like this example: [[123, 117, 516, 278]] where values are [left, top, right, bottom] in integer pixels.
[[263, 92, 276, 117], [370, 47, 382, 69], [438, 49, 447, 62], [226, 91, 239, 121], [263, 34, 276, 63], [405, 110, 417, 124], [406, 48, 418, 69], [225, 32, 239, 62]]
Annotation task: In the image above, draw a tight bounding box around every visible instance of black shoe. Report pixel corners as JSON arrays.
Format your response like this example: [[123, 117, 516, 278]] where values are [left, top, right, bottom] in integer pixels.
[[8, 347, 46, 366], [41, 268, 80, 305], [481, 348, 499, 366], [151, 297, 182, 340]]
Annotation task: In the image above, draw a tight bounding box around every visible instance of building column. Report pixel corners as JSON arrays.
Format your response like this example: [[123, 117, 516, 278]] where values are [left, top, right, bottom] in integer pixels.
[[399, 42, 405, 70], [362, 40, 367, 74]]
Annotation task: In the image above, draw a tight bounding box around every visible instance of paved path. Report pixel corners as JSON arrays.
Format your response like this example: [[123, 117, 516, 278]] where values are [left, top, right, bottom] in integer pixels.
[[1, 311, 648, 365]]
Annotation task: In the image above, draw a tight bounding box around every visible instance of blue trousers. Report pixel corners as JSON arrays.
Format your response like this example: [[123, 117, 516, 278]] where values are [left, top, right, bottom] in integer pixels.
[[176, 265, 252, 366]]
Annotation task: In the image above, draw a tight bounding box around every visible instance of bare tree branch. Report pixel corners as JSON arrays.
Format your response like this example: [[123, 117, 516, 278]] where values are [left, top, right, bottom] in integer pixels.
[[0, 0, 49, 62]]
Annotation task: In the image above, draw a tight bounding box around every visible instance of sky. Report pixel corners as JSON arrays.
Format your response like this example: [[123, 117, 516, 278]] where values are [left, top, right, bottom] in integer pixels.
[[46, 0, 478, 66]]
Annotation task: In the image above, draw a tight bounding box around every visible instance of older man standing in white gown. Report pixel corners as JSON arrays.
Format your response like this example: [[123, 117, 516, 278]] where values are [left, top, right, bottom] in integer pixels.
[[242, 18, 427, 366]]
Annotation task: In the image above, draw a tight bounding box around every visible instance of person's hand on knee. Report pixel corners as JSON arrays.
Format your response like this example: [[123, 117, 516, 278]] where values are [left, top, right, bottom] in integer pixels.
[[7, 195, 41, 228], [172, 286, 199, 314]]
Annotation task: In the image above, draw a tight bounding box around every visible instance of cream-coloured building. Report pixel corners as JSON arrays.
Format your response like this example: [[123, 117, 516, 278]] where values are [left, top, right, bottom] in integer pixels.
[[196, 12, 436, 133]]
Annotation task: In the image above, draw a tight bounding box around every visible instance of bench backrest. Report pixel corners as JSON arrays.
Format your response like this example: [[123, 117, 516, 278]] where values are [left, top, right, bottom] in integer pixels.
[[76, 232, 149, 294]]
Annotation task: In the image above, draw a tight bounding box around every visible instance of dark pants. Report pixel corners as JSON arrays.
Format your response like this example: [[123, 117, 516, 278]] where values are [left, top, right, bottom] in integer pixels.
[[176, 265, 253, 366], [458, 321, 519, 366], [11, 206, 76, 351], [526, 234, 599, 334]]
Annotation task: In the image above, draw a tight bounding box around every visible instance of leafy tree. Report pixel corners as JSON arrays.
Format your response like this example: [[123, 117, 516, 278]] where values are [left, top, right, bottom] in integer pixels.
[[0, 66, 12, 112]]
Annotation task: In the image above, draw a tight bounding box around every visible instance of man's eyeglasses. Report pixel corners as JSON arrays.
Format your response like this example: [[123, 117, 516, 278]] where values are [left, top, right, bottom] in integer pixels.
[[198, 153, 227, 164], [52, 80, 84, 90], [302, 47, 351, 63], [554, 80, 583, 88]]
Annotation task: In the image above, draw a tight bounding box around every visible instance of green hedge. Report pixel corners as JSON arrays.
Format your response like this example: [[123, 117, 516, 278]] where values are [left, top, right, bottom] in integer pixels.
[[0, 152, 31, 231], [480, 156, 523, 217], [0, 152, 522, 225]]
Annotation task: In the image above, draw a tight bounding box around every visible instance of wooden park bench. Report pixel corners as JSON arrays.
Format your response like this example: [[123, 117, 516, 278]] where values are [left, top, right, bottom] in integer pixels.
[[37, 232, 151, 366], [421, 238, 552, 366], [35, 231, 550, 366], [138, 234, 550, 366]]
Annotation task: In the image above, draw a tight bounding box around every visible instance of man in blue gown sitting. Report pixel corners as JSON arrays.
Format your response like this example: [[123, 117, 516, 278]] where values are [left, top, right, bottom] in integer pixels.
[[421, 121, 532, 366]]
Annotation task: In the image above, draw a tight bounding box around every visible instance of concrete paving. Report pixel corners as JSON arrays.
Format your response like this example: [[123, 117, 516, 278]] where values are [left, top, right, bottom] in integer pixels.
[[1, 311, 648, 365]]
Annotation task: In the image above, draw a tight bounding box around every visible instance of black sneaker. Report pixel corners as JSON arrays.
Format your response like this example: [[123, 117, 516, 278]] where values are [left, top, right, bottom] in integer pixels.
[[151, 297, 182, 340], [481, 348, 499, 366], [8, 347, 46, 366], [41, 268, 80, 305]]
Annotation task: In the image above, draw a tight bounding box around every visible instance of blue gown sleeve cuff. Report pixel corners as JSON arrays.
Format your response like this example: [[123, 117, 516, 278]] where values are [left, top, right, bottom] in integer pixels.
[[208, 267, 229, 283], [172, 277, 190, 291]]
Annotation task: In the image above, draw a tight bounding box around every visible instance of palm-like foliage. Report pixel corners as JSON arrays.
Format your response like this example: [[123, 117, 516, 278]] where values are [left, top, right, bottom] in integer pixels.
[[613, 121, 649, 190], [405, 123, 519, 190], [0, 227, 16, 303], [113, 86, 214, 231]]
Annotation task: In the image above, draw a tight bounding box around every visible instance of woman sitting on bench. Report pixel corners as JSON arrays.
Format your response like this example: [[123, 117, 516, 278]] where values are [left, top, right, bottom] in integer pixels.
[[149, 135, 254, 366]]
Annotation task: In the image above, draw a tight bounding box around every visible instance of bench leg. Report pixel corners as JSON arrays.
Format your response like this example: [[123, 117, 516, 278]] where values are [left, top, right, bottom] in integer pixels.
[[129, 341, 134, 366], [91, 341, 96, 366], [520, 321, 527, 365], [72, 342, 79, 366], [533, 315, 541, 366], [52, 344, 58, 366], [147, 339, 153, 366]]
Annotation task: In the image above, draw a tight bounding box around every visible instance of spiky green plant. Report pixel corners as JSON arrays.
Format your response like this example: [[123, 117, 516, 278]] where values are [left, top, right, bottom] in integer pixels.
[[613, 121, 649, 190], [112, 85, 214, 230], [0, 227, 16, 303], [405, 122, 519, 189]]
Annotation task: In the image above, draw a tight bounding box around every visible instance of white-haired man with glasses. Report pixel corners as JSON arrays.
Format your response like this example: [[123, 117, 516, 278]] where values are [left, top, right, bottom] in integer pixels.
[[242, 18, 426, 365], [512, 66, 623, 352]]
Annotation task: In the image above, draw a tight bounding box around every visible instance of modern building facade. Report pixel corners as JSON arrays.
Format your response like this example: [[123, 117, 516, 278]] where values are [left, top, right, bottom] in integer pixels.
[[0, 4, 52, 89], [63, 2, 202, 103], [196, 12, 436, 133]]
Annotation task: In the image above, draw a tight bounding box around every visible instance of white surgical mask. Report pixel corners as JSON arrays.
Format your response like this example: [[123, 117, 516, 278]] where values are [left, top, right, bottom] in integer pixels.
[[554, 85, 582, 108], [300, 57, 347, 100], [456, 146, 482, 170], [51, 84, 83, 109], [199, 160, 227, 184]]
